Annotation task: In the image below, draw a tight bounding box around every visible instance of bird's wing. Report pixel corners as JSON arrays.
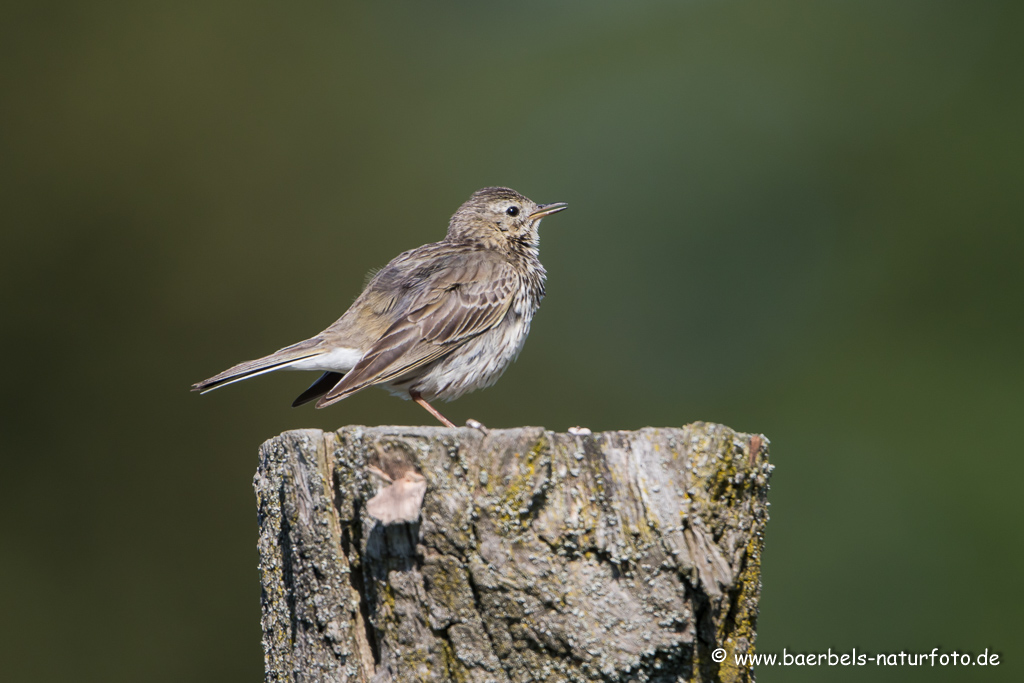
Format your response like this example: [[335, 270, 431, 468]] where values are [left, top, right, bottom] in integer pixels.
[[316, 258, 517, 407]]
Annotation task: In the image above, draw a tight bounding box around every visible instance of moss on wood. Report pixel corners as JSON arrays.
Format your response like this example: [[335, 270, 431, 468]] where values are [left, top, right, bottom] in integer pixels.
[[255, 423, 772, 682]]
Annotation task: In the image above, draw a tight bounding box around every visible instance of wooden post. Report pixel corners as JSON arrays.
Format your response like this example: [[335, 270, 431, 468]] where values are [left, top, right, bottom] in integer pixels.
[[254, 423, 772, 683]]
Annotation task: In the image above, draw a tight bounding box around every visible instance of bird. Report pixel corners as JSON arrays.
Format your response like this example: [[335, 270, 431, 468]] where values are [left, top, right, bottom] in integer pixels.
[[192, 186, 567, 428]]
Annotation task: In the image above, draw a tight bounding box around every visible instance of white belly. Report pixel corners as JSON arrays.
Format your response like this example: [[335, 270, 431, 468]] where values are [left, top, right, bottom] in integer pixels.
[[389, 314, 534, 402]]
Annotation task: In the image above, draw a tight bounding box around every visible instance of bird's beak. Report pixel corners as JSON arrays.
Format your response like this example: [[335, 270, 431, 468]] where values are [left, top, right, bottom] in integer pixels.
[[530, 202, 568, 220]]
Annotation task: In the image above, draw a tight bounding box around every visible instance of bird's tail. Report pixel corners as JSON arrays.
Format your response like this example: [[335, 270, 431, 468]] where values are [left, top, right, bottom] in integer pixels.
[[191, 340, 323, 394], [291, 371, 344, 407]]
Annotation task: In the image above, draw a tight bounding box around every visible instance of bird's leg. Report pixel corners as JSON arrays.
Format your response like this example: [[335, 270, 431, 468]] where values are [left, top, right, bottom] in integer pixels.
[[410, 391, 457, 428]]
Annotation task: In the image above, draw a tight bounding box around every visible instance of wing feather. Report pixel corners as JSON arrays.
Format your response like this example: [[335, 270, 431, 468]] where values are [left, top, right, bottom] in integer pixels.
[[316, 260, 517, 407]]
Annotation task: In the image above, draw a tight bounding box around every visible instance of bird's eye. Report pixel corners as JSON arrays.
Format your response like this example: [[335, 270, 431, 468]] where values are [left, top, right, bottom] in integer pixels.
[[506, 206, 520, 216]]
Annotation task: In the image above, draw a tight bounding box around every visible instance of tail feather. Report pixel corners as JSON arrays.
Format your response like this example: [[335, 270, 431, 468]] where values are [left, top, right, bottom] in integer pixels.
[[192, 340, 322, 394], [291, 371, 344, 407]]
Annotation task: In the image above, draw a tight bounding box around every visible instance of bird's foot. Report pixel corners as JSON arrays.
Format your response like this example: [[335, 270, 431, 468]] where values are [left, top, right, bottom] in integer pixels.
[[466, 418, 488, 434]]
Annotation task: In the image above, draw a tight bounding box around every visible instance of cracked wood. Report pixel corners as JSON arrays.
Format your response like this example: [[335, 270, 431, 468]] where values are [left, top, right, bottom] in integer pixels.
[[254, 423, 772, 683]]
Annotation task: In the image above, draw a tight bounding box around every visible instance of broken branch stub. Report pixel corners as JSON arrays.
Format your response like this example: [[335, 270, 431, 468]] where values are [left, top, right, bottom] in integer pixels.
[[254, 423, 772, 683]]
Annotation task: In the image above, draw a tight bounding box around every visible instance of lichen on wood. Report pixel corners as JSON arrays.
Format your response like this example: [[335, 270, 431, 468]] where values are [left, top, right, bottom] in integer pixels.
[[254, 423, 772, 683]]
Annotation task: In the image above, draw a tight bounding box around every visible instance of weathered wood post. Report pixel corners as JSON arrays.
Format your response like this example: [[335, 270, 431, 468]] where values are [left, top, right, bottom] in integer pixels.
[[254, 423, 772, 683]]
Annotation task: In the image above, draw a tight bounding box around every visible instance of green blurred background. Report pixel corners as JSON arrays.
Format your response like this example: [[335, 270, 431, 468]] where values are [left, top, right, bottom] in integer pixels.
[[3, 1, 1022, 681]]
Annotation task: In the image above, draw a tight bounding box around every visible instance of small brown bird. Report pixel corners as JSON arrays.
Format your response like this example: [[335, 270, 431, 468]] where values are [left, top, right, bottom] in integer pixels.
[[192, 187, 567, 427]]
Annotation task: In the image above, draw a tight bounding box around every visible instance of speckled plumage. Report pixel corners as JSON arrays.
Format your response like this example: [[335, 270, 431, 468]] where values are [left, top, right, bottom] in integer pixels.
[[192, 187, 566, 426]]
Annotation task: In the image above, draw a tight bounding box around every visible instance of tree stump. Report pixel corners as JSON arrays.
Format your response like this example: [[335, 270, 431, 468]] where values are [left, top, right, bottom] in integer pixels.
[[254, 423, 772, 683]]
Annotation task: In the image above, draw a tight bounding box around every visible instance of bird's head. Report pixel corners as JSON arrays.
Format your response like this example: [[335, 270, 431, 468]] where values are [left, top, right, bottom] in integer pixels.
[[447, 186, 567, 251]]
